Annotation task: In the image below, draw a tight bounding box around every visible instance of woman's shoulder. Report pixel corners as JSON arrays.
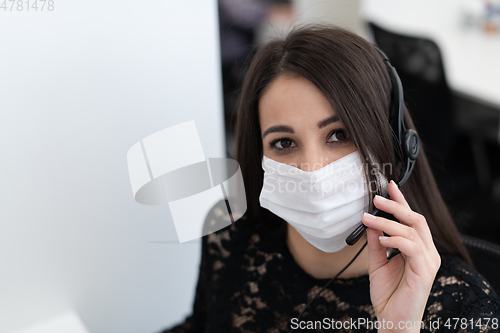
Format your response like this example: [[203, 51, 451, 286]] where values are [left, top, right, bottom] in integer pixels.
[[201, 199, 256, 259], [201, 200, 284, 263], [424, 252, 500, 324], [435, 253, 499, 300]]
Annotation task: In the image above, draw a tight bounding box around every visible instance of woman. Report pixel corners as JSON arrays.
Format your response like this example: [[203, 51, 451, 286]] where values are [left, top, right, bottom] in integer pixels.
[[162, 25, 499, 332]]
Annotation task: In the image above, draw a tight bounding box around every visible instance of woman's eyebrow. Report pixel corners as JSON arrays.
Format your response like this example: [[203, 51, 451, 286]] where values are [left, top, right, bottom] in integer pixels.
[[317, 115, 340, 128], [262, 125, 293, 139], [262, 115, 340, 139]]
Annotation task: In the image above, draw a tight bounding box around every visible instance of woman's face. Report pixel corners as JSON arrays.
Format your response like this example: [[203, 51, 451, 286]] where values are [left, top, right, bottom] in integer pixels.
[[259, 74, 357, 171]]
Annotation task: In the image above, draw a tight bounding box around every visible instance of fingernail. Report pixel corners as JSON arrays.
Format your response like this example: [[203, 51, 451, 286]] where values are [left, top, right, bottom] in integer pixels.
[[379, 236, 389, 241], [390, 180, 399, 189], [375, 195, 387, 201], [363, 212, 376, 220]]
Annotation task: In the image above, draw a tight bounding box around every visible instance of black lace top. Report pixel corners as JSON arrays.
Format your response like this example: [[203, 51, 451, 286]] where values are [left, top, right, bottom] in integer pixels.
[[160, 201, 500, 333]]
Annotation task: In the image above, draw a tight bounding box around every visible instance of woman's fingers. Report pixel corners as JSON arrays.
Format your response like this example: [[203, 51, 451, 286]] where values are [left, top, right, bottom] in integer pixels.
[[387, 179, 410, 209], [366, 226, 388, 272], [362, 212, 421, 244], [364, 181, 441, 272], [372, 192, 434, 249], [363, 213, 432, 274], [377, 235, 429, 275]]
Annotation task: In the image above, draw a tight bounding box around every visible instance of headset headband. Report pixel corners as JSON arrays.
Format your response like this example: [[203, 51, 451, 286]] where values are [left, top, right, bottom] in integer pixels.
[[375, 47, 420, 186]]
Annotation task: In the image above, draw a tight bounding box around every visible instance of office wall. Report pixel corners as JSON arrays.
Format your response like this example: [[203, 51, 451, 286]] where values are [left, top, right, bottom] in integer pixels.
[[292, 0, 367, 37], [0, 1, 224, 332]]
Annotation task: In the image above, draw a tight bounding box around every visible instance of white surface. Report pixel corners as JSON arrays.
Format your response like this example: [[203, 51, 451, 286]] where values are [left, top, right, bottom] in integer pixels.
[[169, 185, 229, 242], [361, 0, 500, 108], [128, 121, 241, 243], [0, 1, 224, 333], [8, 312, 89, 333], [142, 121, 206, 178], [223, 166, 247, 222], [127, 142, 152, 197]]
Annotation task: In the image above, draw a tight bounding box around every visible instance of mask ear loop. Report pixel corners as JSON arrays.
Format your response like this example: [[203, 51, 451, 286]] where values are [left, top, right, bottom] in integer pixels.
[[288, 240, 368, 333]]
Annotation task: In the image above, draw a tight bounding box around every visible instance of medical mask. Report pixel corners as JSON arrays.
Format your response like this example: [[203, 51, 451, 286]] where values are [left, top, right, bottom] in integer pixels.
[[259, 151, 388, 253]]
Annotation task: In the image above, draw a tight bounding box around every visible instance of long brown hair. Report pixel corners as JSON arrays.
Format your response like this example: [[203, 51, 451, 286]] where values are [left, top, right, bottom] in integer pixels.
[[234, 24, 472, 266]]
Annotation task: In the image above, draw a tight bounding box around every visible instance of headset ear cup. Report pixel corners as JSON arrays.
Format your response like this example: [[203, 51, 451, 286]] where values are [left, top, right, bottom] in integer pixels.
[[404, 129, 420, 160]]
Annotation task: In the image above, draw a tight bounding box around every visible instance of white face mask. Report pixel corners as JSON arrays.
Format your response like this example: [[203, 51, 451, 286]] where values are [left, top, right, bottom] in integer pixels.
[[259, 151, 388, 253]]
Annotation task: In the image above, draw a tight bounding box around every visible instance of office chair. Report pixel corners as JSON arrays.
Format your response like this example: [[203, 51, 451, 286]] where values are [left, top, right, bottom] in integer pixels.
[[461, 233, 500, 295]]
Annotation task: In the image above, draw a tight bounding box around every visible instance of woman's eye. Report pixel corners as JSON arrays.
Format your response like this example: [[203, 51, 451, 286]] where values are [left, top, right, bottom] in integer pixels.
[[328, 129, 348, 143], [269, 130, 348, 153], [274, 139, 296, 150], [269, 138, 297, 153]]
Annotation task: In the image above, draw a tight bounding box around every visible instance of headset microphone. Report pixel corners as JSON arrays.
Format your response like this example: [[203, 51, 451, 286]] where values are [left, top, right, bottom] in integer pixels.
[[345, 48, 420, 246]]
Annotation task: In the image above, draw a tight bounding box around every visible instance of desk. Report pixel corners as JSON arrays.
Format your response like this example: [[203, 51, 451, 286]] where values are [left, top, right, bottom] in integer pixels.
[[360, 0, 500, 110]]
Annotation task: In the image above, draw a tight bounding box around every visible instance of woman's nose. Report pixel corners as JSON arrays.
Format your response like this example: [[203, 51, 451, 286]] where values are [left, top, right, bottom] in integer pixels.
[[299, 150, 331, 172]]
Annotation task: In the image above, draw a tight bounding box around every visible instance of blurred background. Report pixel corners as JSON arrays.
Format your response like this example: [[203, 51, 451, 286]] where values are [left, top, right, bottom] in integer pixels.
[[0, 0, 498, 333], [220, 0, 500, 247]]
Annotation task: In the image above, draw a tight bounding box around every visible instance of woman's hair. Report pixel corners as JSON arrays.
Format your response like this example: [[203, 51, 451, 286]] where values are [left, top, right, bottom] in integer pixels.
[[234, 24, 472, 266]]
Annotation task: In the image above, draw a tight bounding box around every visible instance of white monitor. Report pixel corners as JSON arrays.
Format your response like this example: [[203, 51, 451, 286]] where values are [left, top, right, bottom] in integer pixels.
[[0, 1, 225, 332]]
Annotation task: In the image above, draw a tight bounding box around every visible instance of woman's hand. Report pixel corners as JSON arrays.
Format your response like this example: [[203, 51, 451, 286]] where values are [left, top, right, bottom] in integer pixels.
[[361, 180, 441, 333]]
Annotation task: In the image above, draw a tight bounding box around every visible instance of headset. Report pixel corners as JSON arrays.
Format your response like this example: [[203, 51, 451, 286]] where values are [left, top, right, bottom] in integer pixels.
[[345, 47, 420, 246], [289, 47, 421, 333]]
